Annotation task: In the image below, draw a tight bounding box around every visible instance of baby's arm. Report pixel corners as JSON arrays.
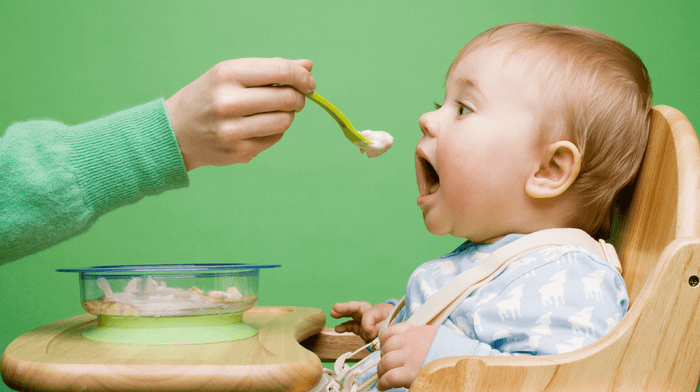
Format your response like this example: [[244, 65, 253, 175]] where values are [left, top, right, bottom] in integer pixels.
[[331, 301, 395, 342]]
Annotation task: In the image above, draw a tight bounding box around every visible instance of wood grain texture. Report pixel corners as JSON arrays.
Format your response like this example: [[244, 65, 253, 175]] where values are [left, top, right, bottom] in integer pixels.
[[300, 328, 368, 362], [616, 105, 700, 304], [1, 306, 325, 392], [409, 106, 700, 391]]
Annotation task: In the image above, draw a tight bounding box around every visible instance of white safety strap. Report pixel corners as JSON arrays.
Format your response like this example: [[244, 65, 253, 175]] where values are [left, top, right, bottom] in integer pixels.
[[312, 228, 621, 392]]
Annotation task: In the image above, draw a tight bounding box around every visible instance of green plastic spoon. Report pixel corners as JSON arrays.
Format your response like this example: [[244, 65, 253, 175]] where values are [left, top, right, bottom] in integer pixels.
[[306, 92, 372, 147]]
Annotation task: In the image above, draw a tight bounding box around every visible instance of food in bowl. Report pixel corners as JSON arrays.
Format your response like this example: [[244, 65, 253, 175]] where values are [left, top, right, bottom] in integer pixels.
[[81, 276, 258, 317], [57, 264, 279, 318]]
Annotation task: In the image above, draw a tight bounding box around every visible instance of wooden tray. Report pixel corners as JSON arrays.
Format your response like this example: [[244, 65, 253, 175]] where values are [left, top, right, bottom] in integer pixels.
[[1, 306, 325, 392]]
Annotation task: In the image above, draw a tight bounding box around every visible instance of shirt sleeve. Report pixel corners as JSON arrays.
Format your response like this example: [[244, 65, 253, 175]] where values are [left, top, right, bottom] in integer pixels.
[[384, 298, 400, 306], [423, 325, 508, 365], [0, 99, 189, 263], [426, 246, 628, 362]]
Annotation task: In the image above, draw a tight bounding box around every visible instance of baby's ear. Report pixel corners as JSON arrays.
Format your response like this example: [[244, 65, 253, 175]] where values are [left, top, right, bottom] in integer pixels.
[[525, 141, 581, 199]]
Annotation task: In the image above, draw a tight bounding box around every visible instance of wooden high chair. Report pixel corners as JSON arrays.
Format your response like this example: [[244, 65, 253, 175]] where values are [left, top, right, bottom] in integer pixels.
[[306, 105, 700, 391]]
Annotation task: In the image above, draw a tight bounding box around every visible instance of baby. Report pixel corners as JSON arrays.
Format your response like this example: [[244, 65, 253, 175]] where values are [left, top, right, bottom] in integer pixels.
[[331, 22, 652, 392]]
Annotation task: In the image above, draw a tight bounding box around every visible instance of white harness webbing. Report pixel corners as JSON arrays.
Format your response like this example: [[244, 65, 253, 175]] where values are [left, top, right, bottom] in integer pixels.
[[310, 228, 621, 392]]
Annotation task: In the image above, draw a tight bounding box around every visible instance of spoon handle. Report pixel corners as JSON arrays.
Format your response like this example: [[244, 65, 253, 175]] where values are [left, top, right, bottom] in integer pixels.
[[306, 92, 371, 146]]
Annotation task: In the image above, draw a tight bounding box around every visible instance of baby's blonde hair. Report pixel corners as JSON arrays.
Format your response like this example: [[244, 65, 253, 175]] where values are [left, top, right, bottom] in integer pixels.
[[450, 22, 653, 238]]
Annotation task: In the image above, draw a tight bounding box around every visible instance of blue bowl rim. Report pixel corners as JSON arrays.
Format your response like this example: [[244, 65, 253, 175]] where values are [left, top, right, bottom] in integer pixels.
[[56, 263, 281, 273]]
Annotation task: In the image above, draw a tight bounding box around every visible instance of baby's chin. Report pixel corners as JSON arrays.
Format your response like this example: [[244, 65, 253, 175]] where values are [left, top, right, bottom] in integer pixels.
[[420, 212, 453, 237], [422, 216, 494, 241]]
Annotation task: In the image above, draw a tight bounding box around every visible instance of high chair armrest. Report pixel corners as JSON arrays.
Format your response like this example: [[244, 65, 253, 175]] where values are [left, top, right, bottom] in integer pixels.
[[411, 356, 558, 392], [301, 328, 369, 362]]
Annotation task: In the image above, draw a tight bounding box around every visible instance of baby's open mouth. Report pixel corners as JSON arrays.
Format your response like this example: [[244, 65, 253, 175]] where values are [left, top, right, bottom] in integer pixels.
[[419, 156, 440, 195]]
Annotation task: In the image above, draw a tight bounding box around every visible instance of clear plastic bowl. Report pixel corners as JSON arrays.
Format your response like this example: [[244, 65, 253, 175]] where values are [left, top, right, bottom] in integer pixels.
[[57, 264, 280, 318]]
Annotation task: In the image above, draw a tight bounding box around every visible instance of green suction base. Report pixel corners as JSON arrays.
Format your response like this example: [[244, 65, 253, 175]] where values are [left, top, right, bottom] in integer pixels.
[[83, 313, 258, 344]]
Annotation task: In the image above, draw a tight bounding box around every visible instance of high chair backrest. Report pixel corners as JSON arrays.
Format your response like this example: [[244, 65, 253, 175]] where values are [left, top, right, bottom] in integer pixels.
[[610, 105, 700, 305], [410, 105, 700, 392]]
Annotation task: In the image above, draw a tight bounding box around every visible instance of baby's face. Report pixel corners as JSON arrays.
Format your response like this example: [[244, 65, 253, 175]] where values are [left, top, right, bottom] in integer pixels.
[[415, 45, 546, 243]]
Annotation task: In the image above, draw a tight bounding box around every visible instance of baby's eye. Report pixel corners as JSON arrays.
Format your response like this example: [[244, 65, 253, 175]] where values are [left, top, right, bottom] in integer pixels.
[[458, 106, 472, 115], [434, 101, 443, 110]]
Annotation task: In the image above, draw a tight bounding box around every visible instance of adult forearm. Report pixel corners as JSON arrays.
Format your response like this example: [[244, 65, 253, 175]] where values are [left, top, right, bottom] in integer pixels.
[[0, 99, 188, 263]]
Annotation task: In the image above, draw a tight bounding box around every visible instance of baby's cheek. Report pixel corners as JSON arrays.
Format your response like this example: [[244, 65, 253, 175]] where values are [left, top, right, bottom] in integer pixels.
[[441, 174, 475, 211]]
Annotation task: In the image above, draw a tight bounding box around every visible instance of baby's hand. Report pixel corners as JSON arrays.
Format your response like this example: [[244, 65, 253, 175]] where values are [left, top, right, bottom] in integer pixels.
[[376, 322, 438, 391], [330, 301, 394, 342]]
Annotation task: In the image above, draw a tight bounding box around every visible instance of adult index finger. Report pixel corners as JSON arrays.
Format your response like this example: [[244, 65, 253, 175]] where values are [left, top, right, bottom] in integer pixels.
[[233, 57, 316, 94]]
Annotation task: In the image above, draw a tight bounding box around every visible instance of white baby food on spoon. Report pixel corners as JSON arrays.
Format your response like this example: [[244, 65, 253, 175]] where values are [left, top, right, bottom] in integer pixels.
[[353, 130, 394, 158]]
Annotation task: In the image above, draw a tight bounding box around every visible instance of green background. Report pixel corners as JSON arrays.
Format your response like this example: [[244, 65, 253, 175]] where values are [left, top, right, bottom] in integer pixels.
[[1, 0, 699, 390]]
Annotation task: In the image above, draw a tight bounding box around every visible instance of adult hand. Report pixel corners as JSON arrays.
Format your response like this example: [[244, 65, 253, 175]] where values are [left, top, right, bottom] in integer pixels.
[[376, 322, 438, 391], [165, 57, 316, 170], [331, 301, 395, 342]]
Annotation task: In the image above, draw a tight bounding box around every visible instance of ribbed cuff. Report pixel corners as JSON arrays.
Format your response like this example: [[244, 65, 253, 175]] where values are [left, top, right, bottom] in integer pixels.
[[65, 99, 189, 216]]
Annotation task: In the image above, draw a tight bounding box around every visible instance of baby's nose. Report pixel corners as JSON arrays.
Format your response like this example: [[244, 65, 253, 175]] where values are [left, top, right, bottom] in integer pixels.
[[418, 111, 438, 137]]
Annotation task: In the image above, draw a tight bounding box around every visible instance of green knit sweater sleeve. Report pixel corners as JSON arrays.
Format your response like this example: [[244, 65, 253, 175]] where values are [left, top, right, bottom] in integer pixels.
[[0, 98, 189, 264]]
